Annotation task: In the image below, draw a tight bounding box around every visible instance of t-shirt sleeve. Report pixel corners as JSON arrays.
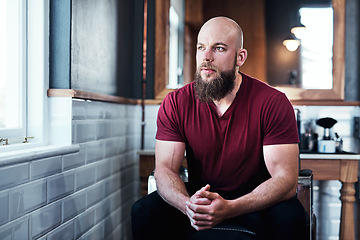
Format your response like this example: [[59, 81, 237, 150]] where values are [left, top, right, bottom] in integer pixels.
[[155, 93, 185, 142], [262, 93, 299, 145]]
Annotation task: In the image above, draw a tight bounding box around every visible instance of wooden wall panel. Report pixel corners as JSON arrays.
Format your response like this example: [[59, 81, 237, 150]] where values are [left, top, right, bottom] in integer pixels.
[[202, 0, 267, 82]]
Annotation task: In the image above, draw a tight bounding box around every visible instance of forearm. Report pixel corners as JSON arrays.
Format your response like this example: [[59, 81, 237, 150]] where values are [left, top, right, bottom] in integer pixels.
[[225, 144, 299, 217], [154, 168, 190, 214], [154, 140, 189, 214], [228, 176, 297, 218]]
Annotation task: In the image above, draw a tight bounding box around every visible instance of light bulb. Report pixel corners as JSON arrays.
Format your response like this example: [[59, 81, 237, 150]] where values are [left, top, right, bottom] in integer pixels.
[[291, 26, 307, 39], [282, 39, 300, 51]]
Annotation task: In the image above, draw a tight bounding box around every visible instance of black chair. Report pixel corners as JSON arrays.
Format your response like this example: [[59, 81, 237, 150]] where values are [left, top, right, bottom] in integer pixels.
[[297, 169, 316, 240]]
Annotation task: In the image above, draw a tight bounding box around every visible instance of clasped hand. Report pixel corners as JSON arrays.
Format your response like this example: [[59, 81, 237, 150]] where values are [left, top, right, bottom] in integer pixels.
[[185, 184, 231, 231]]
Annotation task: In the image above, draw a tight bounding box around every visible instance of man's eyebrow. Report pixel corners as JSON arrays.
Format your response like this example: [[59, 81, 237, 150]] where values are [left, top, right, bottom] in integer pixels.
[[196, 42, 229, 47], [213, 42, 228, 47]]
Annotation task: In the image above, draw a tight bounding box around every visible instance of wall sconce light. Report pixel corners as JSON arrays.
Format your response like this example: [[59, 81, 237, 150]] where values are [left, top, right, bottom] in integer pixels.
[[291, 23, 306, 39], [282, 33, 300, 52]]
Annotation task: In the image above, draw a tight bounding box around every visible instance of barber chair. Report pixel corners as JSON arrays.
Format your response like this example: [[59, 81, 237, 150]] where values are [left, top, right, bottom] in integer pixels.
[[148, 167, 316, 240]]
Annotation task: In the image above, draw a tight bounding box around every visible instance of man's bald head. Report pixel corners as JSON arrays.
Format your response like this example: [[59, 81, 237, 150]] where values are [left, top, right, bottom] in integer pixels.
[[199, 16, 244, 50]]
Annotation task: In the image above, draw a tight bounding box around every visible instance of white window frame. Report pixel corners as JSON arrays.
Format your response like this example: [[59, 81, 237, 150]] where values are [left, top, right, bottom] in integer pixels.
[[0, 0, 49, 152]]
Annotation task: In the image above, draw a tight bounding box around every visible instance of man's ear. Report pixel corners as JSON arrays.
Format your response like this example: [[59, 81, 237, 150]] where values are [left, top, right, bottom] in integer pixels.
[[237, 49, 248, 67]]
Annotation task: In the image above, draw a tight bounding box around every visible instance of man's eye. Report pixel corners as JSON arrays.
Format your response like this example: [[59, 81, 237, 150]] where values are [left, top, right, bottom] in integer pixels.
[[215, 46, 225, 51], [197, 46, 204, 50]]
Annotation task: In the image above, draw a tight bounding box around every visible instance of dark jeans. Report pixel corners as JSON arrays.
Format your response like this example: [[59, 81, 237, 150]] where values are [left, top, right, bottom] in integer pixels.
[[131, 190, 309, 240]]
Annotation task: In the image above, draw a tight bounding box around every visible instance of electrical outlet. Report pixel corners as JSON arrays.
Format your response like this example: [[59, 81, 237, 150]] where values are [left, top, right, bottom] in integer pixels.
[[354, 117, 360, 139]]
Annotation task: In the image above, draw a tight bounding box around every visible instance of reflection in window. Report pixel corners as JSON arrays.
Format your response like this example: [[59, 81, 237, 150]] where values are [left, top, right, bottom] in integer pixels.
[[168, 0, 184, 89], [300, 7, 333, 89]]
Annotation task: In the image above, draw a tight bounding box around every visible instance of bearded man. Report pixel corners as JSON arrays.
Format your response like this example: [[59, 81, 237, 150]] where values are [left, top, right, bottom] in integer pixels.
[[131, 16, 308, 240]]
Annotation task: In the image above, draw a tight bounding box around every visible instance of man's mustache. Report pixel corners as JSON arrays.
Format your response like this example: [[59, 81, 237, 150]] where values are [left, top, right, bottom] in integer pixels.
[[197, 62, 220, 73]]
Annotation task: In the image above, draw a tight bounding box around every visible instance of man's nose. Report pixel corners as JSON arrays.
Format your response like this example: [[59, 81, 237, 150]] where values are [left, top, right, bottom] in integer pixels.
[[203, 49, 213, 62]]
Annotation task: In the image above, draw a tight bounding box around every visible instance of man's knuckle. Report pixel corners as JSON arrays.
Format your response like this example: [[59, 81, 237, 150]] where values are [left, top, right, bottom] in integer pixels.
[[206, 215, 212, 221]]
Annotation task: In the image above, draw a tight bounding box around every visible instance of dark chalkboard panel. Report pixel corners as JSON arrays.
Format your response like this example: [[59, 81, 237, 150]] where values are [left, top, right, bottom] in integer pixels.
[[71, 0, 119, 95], [70, 0, 153, 99]]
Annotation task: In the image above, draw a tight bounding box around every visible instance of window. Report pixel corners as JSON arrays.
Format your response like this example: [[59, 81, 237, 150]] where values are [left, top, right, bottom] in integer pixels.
[[0, 0, 27, 143], [0, 0, 49, 150], [168, 0, 184, 89]]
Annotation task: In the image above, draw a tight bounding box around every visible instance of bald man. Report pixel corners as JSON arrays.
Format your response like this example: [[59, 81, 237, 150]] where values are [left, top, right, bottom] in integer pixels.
[[132, 17, 308, 240]]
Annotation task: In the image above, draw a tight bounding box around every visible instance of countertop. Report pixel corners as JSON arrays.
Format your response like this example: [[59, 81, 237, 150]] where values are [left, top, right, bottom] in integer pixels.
[[300, 151, 360, 160]]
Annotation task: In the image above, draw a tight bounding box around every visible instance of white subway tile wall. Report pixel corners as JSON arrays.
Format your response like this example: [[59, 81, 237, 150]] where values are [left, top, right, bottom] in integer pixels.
[[0, 99, 141, 240]]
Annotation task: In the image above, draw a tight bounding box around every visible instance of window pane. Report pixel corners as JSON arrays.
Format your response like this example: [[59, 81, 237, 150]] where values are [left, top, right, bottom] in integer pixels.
[[168, 6, 180, 89], [0, 0, 26, 137]]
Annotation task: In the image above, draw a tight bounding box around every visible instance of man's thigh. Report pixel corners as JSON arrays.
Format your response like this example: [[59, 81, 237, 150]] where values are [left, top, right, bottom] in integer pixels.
[[213, 196, 308, 240], [261, 196, 309, 240], [131, 191, 190, 240], [132, 192, 307, 240]]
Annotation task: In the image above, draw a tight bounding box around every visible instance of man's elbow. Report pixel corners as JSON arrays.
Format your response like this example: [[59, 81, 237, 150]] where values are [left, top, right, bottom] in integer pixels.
[[153, 168, 164, 182], [153, 167, 176, 183], [283, 179, 298, 200]]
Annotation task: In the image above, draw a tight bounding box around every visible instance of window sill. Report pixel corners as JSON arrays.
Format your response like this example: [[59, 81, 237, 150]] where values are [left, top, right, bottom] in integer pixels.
[[47, 88, 163, 105], [0, 144, 80, 167]]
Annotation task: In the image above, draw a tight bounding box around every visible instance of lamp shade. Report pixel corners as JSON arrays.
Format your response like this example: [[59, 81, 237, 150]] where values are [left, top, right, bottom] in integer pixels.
[[282, 34, 300, 51], [291, 23, 306, 39]]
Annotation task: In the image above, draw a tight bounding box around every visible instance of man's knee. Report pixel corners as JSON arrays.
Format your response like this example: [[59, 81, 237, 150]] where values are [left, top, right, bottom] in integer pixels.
[[131, 192, 190, 240], [273, 196, 307, 224], [131, 193, 163, 240], [131, 192, 161, 226], [264, 196, 309, 239], [131, 198, 144, 221], [131, 198, 146, 230]]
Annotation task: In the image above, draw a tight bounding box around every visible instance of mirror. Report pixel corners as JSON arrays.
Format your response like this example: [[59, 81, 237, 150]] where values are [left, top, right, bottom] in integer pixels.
[[266, 0, 333, 89], [267, 0, 345, 101], [278, 0, 345, 101], [154, 0, 345, 101]]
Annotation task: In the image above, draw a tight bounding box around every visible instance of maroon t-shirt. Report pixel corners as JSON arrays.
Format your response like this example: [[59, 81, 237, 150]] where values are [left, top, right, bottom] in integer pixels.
[[156, 73, 299, 197]]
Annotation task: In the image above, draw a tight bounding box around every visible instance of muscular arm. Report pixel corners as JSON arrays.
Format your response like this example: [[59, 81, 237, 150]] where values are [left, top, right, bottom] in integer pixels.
[[232, 143, 299, 213], [154, 140, 189, 214], [186, 143, 299, 230]]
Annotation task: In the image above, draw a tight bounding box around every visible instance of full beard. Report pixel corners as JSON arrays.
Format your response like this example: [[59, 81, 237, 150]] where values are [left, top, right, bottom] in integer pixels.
[[194, 62, 237, 103]]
